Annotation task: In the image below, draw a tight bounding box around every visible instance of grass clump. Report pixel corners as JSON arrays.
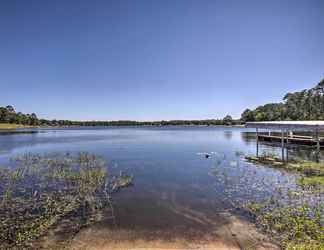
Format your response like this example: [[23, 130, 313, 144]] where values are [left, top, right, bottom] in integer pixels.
[[287, 161, 324, 176], [245, 155, 324, 190], [245, 153, 286, 167], [245, 152, 324, 249], [0, 153, 132, 249], [247, 202, 324, 250], [299, 176, 324, 188]]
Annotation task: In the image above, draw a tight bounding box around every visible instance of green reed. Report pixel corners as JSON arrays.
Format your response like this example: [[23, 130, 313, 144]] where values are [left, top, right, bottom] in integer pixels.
[[242, 154, 324, 249], [0, 153, 132, 249]]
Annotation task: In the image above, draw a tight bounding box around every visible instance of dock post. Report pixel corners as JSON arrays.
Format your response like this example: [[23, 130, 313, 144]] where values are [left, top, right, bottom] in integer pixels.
[[281, 130, 285, 162], [286, 130, 289, 162], [316, 128, 320, 162], [256, 128, 259, 157]]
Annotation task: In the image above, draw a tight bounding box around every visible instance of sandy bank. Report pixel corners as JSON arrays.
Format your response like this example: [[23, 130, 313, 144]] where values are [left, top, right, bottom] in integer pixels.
[[66, 211, 278, 250]]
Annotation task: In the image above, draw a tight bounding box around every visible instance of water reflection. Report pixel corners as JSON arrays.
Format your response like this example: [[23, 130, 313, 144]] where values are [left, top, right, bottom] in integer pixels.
[[223, 130, 232, 140], [0, 126, 321, 248]]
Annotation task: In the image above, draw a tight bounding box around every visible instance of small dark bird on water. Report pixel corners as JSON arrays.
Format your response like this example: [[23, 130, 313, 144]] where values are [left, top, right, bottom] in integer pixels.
[[205, 154, 210, 158]]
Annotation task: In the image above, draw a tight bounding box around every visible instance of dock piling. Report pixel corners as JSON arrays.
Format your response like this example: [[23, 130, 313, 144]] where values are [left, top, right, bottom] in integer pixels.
[[281, 130, 285, 162], [256, 128, 259, 157], [316, 128, 320, 162], [286, 130, 289, 162]]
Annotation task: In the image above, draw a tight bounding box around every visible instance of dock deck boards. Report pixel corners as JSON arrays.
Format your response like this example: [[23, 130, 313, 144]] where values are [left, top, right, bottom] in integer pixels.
[[257, 134, 324, 146]]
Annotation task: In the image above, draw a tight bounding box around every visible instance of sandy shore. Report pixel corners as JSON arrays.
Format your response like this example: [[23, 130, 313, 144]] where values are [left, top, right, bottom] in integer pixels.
[[64, 211, 278, 250], [37, 191, 280, 250]]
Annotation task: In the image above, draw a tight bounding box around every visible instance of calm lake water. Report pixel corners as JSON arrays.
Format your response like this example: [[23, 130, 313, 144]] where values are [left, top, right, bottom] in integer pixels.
[[0, 126, 310, 242]]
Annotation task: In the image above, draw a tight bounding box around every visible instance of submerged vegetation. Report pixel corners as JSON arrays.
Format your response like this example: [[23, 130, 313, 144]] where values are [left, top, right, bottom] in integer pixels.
[[247, 201, 324, 250], [207, 150, 324, 249], [0, 153, 132, 249], [244, 153, 324, 249], [245, 154, 324, 191]]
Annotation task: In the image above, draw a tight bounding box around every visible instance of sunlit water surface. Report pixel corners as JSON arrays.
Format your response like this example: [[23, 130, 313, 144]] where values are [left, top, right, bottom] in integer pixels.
[[0, 126, 316, 242]]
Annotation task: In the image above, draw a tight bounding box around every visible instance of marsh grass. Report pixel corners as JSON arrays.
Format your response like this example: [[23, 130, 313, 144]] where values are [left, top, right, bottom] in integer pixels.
[[243, 154, 324, 249], [245, 155, 324, 190], [0, 153, 132, 249], [299, 176, 324, 188], [247, 201, 324, 249]]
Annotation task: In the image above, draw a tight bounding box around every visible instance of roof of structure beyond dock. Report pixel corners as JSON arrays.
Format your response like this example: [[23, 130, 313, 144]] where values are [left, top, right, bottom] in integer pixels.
[[245, 121, 324, 130]]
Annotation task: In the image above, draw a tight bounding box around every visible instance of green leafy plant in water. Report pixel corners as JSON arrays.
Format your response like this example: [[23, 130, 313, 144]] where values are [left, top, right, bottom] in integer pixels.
[[212, 152, 324, 249], [234, 150, 244, 157], [246, 201, 324, 249], [245, 155, 324, 192], [0, 153, 133, 249]]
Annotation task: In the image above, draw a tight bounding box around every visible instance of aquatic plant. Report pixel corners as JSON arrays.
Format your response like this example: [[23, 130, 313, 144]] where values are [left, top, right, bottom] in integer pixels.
[[245, 156, 324, 189], [299, 176, 324, 189], [209, 151, 324, 249], [0, 153, 132, 249], [234, 150, 244, 157], [242, 154, 324, 249], [247, 201, 324, 249]]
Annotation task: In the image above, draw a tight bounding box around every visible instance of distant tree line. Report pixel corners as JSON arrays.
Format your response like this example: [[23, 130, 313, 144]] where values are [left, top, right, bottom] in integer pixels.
[[241, 79, 324, 122], [0, 105, 240, 127], [0, 106, 39, 125]]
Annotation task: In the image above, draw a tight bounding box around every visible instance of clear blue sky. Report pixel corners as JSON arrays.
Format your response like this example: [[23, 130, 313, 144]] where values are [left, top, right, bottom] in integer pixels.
[[0, 0, 323, 120]]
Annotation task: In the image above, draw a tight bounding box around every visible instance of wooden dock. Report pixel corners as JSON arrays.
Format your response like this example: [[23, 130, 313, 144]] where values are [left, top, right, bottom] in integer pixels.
[[246, 121, 324, 162], [257, 134, 324, 147]]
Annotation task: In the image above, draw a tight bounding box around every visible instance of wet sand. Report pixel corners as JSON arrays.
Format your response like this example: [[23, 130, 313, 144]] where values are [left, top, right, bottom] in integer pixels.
[[41, 193, 279, 250], [67, 212, 278, 250]]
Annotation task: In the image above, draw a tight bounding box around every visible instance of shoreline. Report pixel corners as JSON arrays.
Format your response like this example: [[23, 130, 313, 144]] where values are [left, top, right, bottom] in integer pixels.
[[0, 123, 245, 130], [0, 123, 37, 130], [38, 206, 279, 250]]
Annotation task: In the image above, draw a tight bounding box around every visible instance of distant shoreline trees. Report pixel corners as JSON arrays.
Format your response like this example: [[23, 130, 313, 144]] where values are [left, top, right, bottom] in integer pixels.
[[4, 79, 321, 127], [0, 106, 39, 126], [241, 78, 324, 122], [0, 105, 241, 127], [222, 115, 233, 125]]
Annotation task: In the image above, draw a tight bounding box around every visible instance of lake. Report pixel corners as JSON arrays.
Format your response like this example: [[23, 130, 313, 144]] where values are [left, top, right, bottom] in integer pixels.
[[0, 126, 313, 249]]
